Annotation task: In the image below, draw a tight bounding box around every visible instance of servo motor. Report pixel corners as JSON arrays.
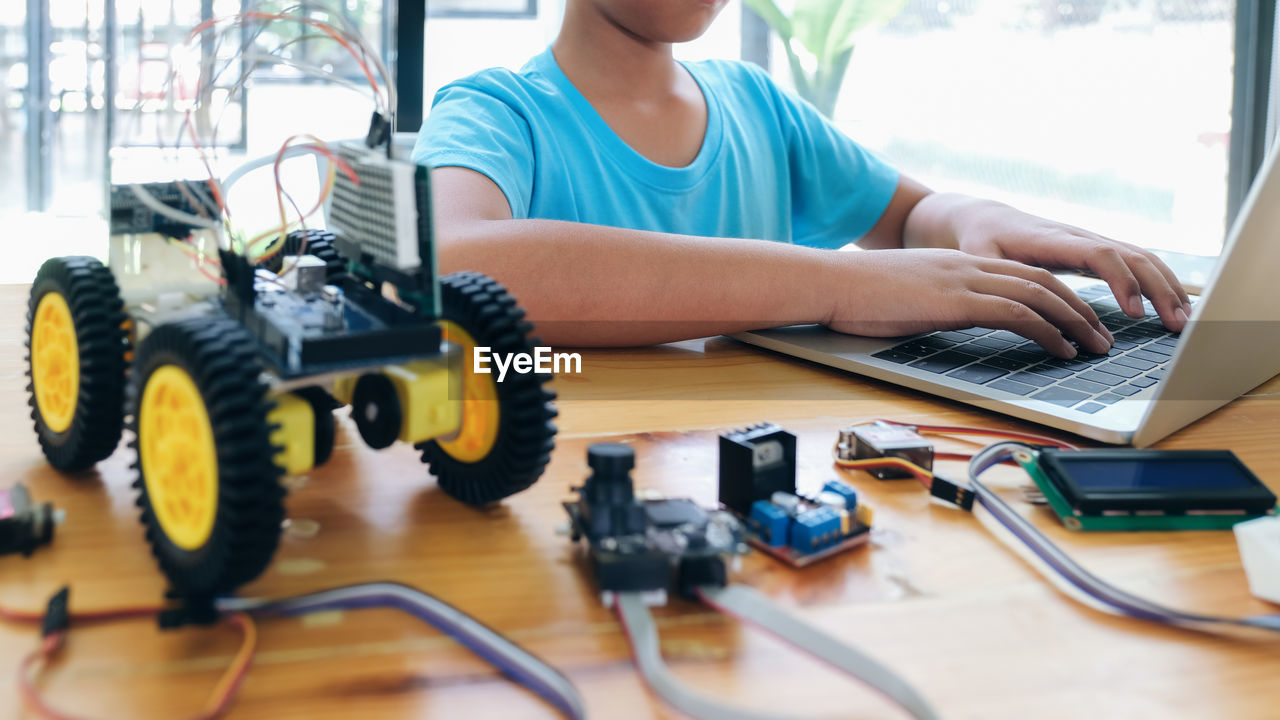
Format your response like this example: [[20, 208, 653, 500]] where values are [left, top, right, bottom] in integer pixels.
[[836, 422, 934, 480], [0, 483, 61, 557]]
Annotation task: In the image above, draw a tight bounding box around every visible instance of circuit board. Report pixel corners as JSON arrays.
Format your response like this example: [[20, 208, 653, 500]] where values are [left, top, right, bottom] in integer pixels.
[[735, 479, 874, 568], [719, 424, 874, 568], [109, 181, 220, 238], [564, 444, 749, 598], [327, 142, 441, 318]]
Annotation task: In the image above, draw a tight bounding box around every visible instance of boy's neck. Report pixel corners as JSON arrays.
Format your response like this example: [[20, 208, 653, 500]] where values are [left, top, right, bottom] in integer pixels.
[[552, 3, 681, 100]]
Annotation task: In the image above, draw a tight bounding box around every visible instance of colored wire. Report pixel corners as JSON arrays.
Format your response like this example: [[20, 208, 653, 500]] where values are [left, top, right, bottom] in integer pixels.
[[245, 136, 356, 262], [834, 456, 935, 489], [219, 582, 586, 720], [966, 442, 1280, 636], [167, 236, 228, 286], [13, 611, 255, 720], [265, 184, 314, 281], [830, 423, 1280, 636], [126, 1, 390, 248], [873, 418, 1079, 450], [189, 11, 383, 111], [0, 603, 159, 625], [832, 421, 1068, 486], [221, 143, 333, 196]]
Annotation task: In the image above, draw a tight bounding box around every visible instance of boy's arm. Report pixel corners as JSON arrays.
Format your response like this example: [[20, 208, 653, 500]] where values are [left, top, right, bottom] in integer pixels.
[[859, 176, 1193, 331], [431, 167, 1113, 356], [431, 167, 841, 346]]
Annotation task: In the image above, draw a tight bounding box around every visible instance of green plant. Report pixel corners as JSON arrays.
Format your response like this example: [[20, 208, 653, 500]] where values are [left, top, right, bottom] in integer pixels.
[[743, 0, 908, 117]]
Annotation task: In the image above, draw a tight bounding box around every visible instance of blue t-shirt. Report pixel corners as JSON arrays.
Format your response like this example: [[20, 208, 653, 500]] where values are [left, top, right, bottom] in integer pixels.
[[412, 49, 898, 249]]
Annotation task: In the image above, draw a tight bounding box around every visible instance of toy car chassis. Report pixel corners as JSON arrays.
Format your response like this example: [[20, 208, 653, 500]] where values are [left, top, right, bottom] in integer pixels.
[[24, 144, 557, 611]]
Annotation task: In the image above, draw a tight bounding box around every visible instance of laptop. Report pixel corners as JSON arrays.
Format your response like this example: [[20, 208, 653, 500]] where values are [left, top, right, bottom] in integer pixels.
[[733, 146, 1280, 447]]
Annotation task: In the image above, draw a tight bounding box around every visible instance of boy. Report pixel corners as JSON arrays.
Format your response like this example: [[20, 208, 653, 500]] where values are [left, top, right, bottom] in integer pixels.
[[413, 0, 1191, 358]]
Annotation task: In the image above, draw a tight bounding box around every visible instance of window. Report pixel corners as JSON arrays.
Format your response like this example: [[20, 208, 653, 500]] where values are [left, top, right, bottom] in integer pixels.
[[2, 0, 395, 282], [807, 1, 1238, 259]]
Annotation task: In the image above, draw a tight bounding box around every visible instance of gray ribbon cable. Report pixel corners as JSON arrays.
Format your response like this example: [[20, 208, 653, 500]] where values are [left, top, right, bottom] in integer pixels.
[[698, 585, 941, 720], [615, 588, 940, 720], [615, 591, 809, 720], [222, 582, 587, 720]]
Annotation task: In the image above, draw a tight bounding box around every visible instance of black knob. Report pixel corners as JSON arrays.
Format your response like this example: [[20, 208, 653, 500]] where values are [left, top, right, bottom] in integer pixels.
[[588, 443, 634, 478]]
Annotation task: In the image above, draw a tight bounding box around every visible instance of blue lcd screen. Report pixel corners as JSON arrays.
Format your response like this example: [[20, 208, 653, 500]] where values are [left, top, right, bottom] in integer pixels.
[[1058, 459, 1256, 492]]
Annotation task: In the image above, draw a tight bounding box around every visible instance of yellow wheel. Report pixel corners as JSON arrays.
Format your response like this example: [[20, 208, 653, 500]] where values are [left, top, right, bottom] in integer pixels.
[[130, 317, 285, 598], [435, 321, 499, 463], [138, 366, 218, 551], [418, 272, 557, 505], [25, 257, 128, 472], [31, 292, 79, 434]]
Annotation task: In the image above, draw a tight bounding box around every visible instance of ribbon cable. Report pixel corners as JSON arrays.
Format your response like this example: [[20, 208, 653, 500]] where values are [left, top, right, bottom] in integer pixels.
[[223, 582, 586, 719], [615, 585, 941, 720], [970, 444, 1280, 636]]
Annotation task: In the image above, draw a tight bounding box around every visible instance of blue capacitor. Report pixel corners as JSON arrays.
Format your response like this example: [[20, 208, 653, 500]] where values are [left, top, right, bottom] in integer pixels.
[[789, 507, 842, 554], [821, 480, 858, 510], [749, 500, 790, 547]]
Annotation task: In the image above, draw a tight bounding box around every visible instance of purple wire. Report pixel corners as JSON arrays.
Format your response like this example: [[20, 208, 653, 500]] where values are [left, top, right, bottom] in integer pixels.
[[970, 445, 1280, 632], [244, 583, 586, 719]]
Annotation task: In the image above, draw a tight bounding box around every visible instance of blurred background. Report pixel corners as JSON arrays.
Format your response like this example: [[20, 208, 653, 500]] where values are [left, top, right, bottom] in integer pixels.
[[0, 0, 1263, 285]]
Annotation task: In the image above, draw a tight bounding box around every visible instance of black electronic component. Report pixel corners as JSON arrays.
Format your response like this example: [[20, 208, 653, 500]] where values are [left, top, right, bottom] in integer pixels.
[[0, 483, 60, 557], [564, 444, 747, 597], [928, 475, 975, 511], [718, 423, 797, 515], [837, 421, 934, 479], [42, 587, 70, 637], [365, 111, 392, 150], [1036, 448, 1277, 516]]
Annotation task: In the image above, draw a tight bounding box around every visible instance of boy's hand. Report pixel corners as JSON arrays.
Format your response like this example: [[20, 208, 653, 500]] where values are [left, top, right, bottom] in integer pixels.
[[948, 200, 1193, 332], [829, 248, 1113, 358]]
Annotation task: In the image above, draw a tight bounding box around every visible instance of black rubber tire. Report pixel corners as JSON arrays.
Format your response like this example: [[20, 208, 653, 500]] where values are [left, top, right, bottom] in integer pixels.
[[260, 229, 345, 277], [418, 272, 558, 505], [128, 316, 285, 598], [293, 387, 337, 468], [352, 373, 402, 450], [25, 256, 129, 472]]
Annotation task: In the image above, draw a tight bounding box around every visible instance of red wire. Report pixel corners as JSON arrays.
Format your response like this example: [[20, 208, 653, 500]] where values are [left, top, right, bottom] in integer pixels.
[[833, 457, 934, 490], [872, 419, 1079, 450], [0, 604, 160, 625], [181, 111, 228, 216], [834, 421, 1066, 484], [14, 613, 256, 720], [190, 12, 381, 100]]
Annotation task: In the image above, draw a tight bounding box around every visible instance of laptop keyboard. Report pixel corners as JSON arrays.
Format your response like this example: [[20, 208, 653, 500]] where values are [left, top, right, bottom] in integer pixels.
[[871, 285, 1181, 414]]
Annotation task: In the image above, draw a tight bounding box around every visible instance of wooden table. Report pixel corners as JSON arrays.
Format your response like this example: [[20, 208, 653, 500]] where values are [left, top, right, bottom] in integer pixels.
[[2, 283, 1279, 720]]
